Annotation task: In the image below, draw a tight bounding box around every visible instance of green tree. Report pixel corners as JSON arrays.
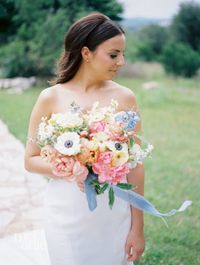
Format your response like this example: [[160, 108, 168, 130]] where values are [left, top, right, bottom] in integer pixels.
[[136, 24, 168, 61], [124, 30, 140, 62], [0, 0, 123, 78], [171, 1, 200, 51], [0, 40, 37, 77], [0, 0, 18, 44], [161, 42, 200, 77]]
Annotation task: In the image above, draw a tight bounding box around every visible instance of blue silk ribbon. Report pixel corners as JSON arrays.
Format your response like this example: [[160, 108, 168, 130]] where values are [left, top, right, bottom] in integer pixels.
[[84, 172, 98, 211], [84, 173, 192, 223]]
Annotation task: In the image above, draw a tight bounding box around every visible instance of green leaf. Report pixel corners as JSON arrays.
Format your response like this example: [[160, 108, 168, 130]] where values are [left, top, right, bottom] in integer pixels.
[[108, 187, 115, 209], [117, 183, 135, 190], [95, 186, 101, 194], [99, 183, 109, 194], [129, 137, 134, 148], [90, 179, 100, 186]]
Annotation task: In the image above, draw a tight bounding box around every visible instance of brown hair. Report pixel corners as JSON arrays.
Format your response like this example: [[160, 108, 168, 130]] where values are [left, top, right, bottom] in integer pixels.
[[51, 12, 124, 84]]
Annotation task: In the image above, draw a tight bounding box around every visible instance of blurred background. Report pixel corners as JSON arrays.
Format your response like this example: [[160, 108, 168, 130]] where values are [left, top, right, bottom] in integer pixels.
[[0, 1, 199, 264]]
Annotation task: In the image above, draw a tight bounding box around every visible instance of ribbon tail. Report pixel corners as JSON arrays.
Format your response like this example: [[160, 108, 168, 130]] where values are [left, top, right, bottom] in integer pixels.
[[111, 185, 192, 224], [84, 173, 98, 211]]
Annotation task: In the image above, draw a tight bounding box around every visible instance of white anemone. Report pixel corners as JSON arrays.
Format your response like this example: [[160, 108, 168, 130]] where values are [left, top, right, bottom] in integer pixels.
[[54, 132, 81, 155]]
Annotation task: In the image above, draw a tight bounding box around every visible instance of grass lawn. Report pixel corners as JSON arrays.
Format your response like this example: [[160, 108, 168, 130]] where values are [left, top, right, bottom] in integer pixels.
[[0, 76, 199, 264]]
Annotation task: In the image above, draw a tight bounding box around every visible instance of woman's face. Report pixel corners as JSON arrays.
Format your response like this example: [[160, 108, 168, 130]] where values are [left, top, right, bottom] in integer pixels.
[[88, 34, 126, 80]]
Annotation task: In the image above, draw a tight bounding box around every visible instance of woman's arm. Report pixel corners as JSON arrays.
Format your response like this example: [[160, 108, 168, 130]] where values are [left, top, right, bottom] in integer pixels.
[[128, 114, 144, 234], [24, 88, 57, 178], [125, 118, 145, 262], [127, 164, 145, 233], [120, 87, 145, 262]]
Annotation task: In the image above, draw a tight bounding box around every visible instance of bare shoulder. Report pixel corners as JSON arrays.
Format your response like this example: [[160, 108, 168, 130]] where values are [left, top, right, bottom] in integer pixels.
[[32, 85, 59, 118], [37, 85, 57, 103], [37, 84, 61, 106], [108, 81, 138, 110]]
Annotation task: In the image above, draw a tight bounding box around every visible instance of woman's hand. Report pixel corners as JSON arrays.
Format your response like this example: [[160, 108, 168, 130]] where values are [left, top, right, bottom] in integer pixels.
[[76, 179, 85, 192], [125, 229, 145, 262]]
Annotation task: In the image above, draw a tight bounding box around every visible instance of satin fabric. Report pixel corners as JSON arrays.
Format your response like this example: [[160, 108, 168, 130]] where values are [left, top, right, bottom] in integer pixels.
[[43, 179, 132, 265]]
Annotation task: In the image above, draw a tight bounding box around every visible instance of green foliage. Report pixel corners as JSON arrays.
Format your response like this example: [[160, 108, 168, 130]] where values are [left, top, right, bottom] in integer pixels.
[[136, 24, 168, 61], [124, 25, 169, 63], [29, 10, 71, 76], [136, 40, 156, 62], [0, 0, 18, 43], [117, 183, 134, 190], [0, 0, 123, 78], [171, 1, 200, 51], [108, 187, 115, 209], [161, 42, 200, 77], [0, 40, 37, 77], [125, 2, 200, 78], [124, 30, 140, 62], [84, 0, 124, 21]]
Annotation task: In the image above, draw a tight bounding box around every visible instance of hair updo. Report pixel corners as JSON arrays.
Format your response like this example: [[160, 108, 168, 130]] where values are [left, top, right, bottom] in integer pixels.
[[53, 12, 124, 84]]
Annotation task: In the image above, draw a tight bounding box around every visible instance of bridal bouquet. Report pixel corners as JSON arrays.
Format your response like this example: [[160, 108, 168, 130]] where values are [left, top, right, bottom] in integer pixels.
[[36, 99, 191, 222]]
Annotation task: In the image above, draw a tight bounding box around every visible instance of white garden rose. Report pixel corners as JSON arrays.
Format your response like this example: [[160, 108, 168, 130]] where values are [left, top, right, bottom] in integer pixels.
[[92, 132, 109, 151], [86, 100, 117, 125], [37, 122, 53, 142], [50, 112, 83, 128]]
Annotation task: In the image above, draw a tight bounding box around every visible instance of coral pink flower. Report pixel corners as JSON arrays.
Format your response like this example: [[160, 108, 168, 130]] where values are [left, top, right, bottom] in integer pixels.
[[40, 145, 59, 163], [89, 121, 106, 133], [76, 146, 99, 165], [108, 124, 129, 142], [51, 156, 76, 181], [109, 133, 129, 142]]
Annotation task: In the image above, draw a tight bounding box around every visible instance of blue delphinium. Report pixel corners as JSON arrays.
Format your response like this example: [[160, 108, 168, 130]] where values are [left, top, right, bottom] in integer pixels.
[[115, 111, 140, 131]]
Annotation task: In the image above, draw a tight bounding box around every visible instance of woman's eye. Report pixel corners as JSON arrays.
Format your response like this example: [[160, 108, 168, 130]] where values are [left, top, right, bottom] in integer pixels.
[[110, 54, 117, 59]]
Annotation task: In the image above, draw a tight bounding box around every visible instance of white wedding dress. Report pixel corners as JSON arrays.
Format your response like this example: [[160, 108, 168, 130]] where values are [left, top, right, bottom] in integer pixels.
[[43, 178, 132, 265]]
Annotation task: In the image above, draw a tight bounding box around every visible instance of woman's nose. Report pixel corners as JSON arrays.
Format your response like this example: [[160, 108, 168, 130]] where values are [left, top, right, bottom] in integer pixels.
[[116, 54, 125, 67]]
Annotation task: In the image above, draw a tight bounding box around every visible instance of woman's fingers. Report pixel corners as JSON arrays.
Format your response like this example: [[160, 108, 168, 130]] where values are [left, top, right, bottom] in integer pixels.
[[127, 247, 143, 262], [77, 181, 85, 192], [125, 241, 143, 262]]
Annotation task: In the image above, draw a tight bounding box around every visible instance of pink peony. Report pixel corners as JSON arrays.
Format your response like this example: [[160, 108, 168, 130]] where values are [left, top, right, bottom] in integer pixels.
[[92, 151, 113, 182], [98, 170, 111, 183], [93, 160, 130, 185], [98, 152, 112, 164], [40, 145, 59, 163], [51, 156, 76, 181], [109, 163, 130, 184], [89, 121, 106, 133]]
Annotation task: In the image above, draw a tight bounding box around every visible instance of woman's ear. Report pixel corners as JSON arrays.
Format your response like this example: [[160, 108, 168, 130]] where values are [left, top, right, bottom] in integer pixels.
[[81, 46, 91, 63]]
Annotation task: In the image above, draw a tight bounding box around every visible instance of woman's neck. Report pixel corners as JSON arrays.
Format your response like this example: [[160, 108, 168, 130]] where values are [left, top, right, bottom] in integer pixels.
[[70, 64, 106, 93]]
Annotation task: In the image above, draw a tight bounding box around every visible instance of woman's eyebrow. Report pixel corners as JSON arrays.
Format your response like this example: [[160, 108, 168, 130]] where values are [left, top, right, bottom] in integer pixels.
[[109, 49, 124, 52]]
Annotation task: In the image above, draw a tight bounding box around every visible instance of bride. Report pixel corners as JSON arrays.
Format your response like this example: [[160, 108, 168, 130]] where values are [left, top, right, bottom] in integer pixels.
[[24, 12, 145, 265]]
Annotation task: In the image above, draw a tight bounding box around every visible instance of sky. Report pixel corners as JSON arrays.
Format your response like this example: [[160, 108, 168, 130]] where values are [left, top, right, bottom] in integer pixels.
[[119, 0, 200, 19]]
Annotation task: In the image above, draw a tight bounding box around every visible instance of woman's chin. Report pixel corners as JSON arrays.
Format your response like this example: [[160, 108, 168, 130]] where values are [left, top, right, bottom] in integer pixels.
[[108, 71, 117, 78]]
